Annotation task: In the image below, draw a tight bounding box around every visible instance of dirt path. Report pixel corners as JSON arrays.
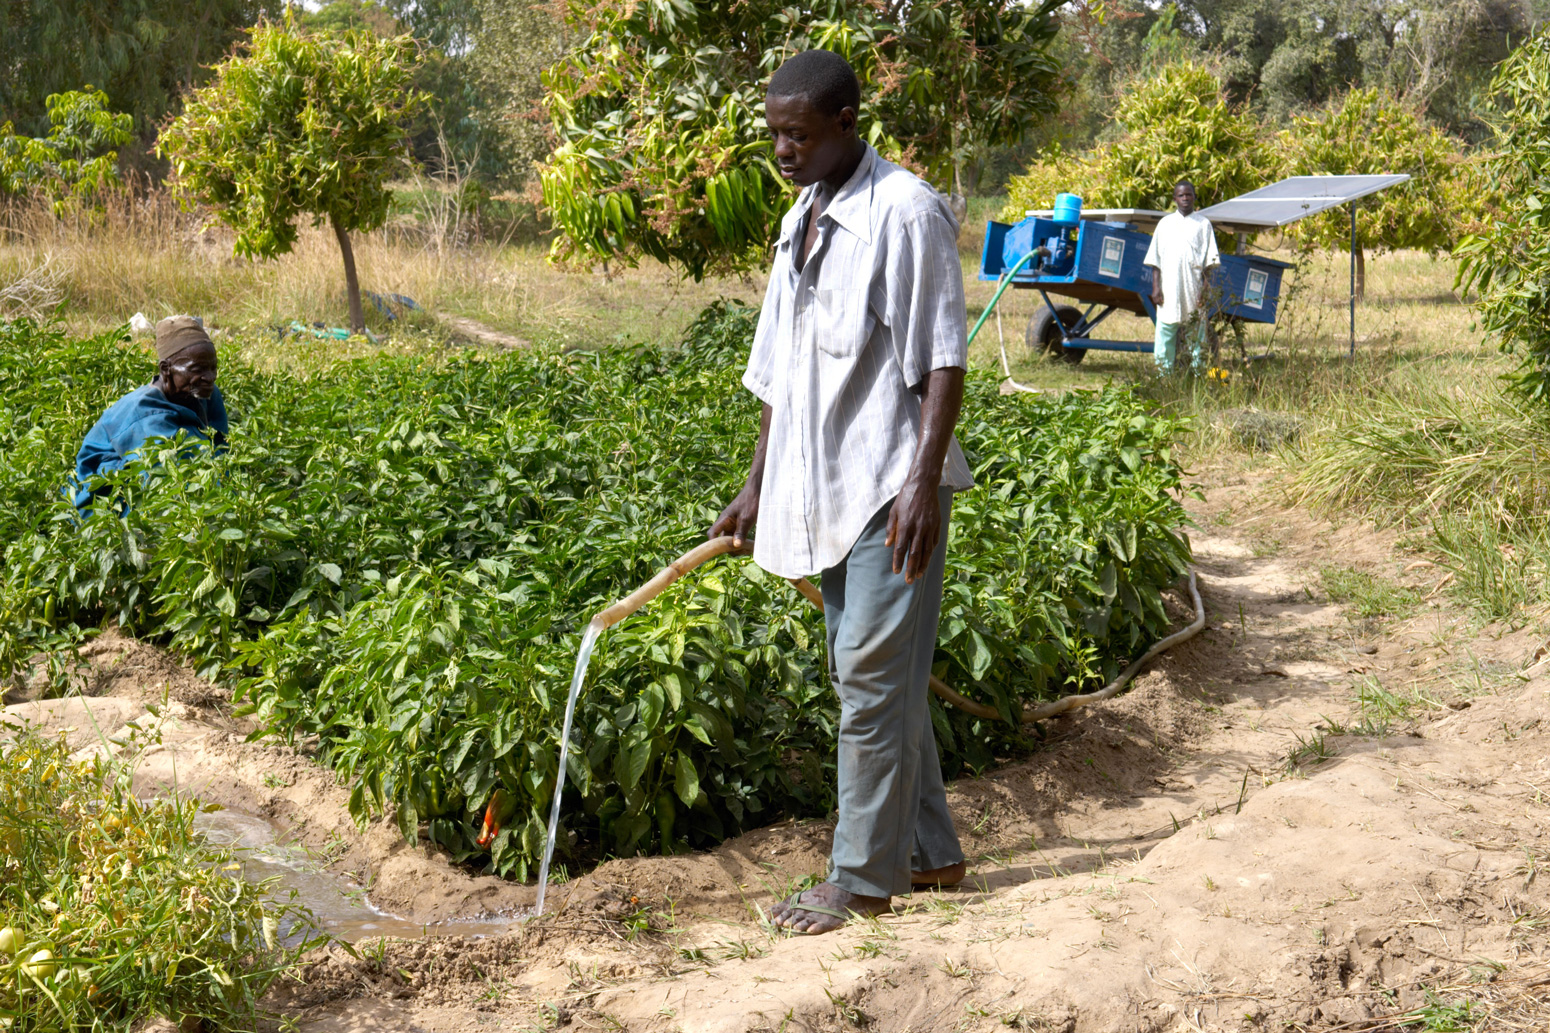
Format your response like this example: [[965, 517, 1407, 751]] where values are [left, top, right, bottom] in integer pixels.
[[441, 314, 530, 350], [7, 476, 1550, 1031]]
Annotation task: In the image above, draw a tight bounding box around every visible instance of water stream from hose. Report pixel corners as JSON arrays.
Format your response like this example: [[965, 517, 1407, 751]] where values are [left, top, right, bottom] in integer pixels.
[[534, 617, 604, 916]]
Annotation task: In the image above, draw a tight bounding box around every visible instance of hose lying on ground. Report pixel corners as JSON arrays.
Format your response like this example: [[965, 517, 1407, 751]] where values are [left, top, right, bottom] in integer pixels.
[[1018, 569, 1204, 723], [597, 537, 1207, 725]]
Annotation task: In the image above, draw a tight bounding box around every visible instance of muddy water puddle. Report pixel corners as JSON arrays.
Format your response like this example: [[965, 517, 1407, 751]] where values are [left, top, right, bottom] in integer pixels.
[[194, 808, 530, 942]]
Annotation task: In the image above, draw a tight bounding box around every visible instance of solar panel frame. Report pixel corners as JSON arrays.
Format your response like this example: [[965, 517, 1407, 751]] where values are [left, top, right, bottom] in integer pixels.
[[1195, 174, 1412, 231]]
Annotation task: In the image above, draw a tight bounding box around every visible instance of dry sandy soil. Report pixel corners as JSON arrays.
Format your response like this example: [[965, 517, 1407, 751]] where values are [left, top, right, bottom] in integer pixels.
[[8, 472, 1550, 1032]]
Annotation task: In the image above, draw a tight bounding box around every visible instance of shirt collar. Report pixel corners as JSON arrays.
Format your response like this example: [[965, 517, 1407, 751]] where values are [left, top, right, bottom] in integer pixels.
[[821, 145, 877, 245], [781, 144, 877, 248]]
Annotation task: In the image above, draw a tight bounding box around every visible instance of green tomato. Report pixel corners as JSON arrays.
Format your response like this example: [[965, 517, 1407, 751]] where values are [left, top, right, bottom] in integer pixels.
[[22, 949, 56, 980], [0, 928, 20, 956]]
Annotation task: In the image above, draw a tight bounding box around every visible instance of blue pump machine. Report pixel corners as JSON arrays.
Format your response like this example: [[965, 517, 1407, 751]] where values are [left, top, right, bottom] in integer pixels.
[[978, 195, 1294, 363]]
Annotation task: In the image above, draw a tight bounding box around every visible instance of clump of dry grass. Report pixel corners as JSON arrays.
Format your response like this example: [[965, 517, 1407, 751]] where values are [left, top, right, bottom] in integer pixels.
[[0, 184, 766, 346], [0, 186, 530, 332]]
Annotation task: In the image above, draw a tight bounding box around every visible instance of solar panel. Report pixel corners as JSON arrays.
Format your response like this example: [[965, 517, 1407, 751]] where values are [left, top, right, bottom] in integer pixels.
[[1195, 174, 1412, 230]]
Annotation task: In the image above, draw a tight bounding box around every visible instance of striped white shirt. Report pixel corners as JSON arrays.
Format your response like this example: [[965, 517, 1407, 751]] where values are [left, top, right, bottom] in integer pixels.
[[743, 145, 975, 579]]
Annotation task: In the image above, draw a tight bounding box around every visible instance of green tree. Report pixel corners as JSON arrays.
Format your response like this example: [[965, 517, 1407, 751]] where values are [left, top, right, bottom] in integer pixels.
[[304, 0, 511, 184], [158, 19, 425, 333], [1003, 61, 1268, 220], [1278, 87, 1465, 299], [540, 0, 1064, 278], [300, 0, 402, 37], [0, 88, 134, 215], [1178, 0, 1545, 140], [0, 0, 260, 166], [1457, 27, 1550, 401], [467, 0, 568, 186]]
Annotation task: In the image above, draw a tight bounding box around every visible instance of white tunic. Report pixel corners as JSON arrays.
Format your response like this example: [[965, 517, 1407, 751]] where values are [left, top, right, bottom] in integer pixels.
[[742, 145, 976, 579], [1142, 211, 1221, 325]]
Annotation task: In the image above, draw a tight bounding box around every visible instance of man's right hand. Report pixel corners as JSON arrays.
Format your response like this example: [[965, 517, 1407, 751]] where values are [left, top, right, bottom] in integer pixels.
[[709, 481, 761, 547], [1151, 288, 1164, 307]]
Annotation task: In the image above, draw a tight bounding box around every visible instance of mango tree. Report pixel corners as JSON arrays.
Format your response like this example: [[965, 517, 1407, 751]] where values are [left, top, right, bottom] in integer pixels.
[[540, 0, 1064, 279], [0, 88, 133, 215], [1457, 28, 1550, 400], [1278, 87, 1464, 300], [158, 17, 424, 333]]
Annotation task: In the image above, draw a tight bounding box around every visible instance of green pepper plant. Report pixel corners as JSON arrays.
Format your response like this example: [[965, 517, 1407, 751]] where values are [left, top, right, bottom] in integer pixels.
[[0, 305, 1191, 877]]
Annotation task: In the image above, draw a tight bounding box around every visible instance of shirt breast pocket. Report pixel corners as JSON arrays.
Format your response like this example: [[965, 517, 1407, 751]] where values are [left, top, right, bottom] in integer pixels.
[[814, 287, 873, 359]]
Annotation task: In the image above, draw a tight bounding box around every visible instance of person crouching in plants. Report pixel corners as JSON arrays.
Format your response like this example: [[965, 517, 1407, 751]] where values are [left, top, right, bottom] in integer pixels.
[[1144, 180, 1220, 374], [70, 315, 227, 514], [709, 49, 973, 935]]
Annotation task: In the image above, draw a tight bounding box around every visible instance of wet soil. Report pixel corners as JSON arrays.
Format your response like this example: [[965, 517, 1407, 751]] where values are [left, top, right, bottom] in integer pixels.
[[8, 471, 1550, 1031]]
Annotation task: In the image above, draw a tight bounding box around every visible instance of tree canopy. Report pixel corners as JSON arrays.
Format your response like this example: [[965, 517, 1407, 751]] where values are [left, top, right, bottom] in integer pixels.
[[0, 88, 134, 215], [540, 0, 1065, 278], [1030, 0, 1545, 169], [1279, 87, 1467, 297], [0, 0, 260, 164], [1003, 61, 1267, 218], [1457, 26, 1550, 400], [158, 18, 425, 333]]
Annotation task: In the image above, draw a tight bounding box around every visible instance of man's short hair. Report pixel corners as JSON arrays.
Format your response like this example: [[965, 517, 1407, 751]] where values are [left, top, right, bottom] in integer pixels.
[[1174, 179, 1196, 193], [767, 50, 861, 117]]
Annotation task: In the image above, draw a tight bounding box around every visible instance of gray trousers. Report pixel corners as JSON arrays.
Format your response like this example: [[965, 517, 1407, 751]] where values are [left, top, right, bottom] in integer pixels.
[[822, 485, 964, 898]]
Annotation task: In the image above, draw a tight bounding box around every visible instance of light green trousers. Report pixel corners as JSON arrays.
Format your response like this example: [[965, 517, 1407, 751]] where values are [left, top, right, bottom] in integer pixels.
[[1154, 320, 1208, 373]]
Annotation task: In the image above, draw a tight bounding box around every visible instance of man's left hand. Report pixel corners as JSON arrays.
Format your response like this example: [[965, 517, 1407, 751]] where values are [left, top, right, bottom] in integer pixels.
[[885, 478, 941, 584]]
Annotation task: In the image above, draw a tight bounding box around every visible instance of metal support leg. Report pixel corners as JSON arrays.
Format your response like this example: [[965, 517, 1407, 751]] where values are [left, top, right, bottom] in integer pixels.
[[1349, 201, 1356, 359]]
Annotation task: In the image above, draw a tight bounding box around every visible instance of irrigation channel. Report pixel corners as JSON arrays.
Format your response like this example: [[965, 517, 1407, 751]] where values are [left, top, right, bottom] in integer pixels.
[[192, 518, 1199, 936], [194, 808, 526, 944], [531, 536, 1205, 916]]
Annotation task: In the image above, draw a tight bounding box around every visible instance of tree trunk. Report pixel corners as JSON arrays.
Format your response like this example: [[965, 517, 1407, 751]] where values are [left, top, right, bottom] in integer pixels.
[[1355, 247, 1366, 304], [331, 213, 366, 334]]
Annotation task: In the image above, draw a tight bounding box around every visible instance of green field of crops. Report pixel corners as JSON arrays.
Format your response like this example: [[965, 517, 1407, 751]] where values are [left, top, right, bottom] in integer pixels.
[[0, 306, 1191, 878]]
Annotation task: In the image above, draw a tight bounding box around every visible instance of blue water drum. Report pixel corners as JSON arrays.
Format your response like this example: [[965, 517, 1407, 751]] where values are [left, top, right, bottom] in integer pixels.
[[1051, 193, 1083, 225]]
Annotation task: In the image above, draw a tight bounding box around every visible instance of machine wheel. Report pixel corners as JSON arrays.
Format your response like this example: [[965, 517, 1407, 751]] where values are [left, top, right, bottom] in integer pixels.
[[1026, 305, 1087, 365]]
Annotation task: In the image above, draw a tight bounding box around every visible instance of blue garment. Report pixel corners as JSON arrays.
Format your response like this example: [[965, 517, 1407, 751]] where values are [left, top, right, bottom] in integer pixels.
[[72, 380, 228, 512]]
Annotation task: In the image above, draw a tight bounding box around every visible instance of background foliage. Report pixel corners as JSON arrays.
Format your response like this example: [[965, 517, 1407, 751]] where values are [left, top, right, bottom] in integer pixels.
[[158, 18, 425, 332], [0, 89, 134, 216], [0, 308, 1191, 877], [539, 0, 1065, 277], [0, 0, 259, 169], [0, 0, 1538, 195], [1457, 27, 1550, 401]]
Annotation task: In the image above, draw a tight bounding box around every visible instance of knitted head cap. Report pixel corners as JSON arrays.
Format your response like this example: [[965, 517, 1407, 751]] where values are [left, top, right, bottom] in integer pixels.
[[154, 315, 212, 362]]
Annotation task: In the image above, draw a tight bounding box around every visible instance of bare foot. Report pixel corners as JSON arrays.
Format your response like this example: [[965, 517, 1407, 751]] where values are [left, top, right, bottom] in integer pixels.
[[770, 882, 890, 934], [911, 860, 966, 889]]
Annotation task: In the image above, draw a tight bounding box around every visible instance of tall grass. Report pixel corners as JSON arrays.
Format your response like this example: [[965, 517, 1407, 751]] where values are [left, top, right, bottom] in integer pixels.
[[0, 186, 528, 333], [1288, 377, 1550, 522], [1284, 340, 1550, 621], [0, 184, 766, 345]]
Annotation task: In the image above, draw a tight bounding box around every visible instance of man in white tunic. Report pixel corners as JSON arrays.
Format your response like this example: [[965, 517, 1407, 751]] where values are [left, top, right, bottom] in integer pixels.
[[708, 49, 974, 934], [1143, 180, 1220, 372]]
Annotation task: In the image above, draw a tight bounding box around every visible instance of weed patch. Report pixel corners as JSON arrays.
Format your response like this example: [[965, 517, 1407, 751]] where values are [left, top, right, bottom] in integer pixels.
[[0, 727, 322, 1031], [1318, 565, 1421, 619]]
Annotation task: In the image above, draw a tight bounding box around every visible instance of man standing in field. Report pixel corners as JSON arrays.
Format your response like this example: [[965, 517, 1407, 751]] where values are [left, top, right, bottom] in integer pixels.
[[1144, 180, 1220, 373], [708, 49, 974, 934], [71, 315, 226, 513]]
